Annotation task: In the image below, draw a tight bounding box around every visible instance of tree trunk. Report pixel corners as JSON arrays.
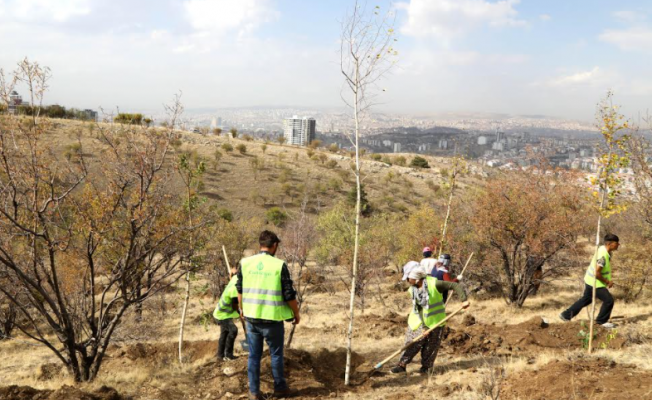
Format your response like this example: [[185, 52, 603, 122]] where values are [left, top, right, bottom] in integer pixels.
[[345, 66, 361, 387], [588, 167, 609, 354], [438, 167, 456, 257], [178, 270, 191, 363]]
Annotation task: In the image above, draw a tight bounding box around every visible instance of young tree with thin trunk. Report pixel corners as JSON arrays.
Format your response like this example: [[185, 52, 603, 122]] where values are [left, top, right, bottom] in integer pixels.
[[177, 149, 206, 364], [438, 155, 467, 257], [587, 92, 630, 353], [340, 3, 397, 384]]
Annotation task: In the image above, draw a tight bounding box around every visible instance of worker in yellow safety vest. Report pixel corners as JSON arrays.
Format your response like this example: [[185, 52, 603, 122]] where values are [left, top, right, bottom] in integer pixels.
[[213, 265, 240, 361], [236, 230, 300, 400], [560, 234, 620, 329], [390, 262, 469, 375]]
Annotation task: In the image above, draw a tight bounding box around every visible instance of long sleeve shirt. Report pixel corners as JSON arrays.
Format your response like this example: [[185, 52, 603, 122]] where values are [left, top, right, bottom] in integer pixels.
[[434, 279, 467, 302], [235, 251, 297, 323]]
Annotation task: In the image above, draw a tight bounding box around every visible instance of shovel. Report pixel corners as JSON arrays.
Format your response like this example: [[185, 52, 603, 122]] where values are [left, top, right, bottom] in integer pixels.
[[239, 317, 250, 352], [223, 245, 249, 353], [370, 303, 467, 375]]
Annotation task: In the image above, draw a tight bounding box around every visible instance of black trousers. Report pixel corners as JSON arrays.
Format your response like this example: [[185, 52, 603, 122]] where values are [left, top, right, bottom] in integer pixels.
[[217, 319, 238, 358], [562, 284, 614, 325]]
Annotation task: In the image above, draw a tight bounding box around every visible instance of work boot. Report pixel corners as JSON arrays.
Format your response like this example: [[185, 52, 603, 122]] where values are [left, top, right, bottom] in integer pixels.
[[559, 313, 570, 322], [223, 354, 238, 361], [390, 364, 406, 374], [248, 393, 264, 400], [273, 387, 298, 398], [599, 322, 616, 329], [419, 366, 431, 374]]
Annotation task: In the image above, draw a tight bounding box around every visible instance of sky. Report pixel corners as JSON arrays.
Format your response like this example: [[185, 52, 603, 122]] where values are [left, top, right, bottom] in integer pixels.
[[0, 0, 651, 121]]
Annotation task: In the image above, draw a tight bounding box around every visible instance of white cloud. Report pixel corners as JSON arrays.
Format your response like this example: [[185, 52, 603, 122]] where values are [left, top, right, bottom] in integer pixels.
[[539, 14, 551, 22], [613, 10, 647, 23], [539, 67, 620, 90], [397, 0, 527, 40], [599, 27, 652, 52], [184, 0, 278, 37], [2, 0, 91, 22]]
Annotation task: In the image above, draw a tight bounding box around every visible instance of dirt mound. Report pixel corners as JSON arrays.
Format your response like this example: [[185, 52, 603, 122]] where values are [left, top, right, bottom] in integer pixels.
[[109, 340, 216, 364], [444, 317, 628, 355], [357, 311, 406, 339], [190, 347, 368, 398], [500, 357, 652, 400], [0, 385, 124, 400]]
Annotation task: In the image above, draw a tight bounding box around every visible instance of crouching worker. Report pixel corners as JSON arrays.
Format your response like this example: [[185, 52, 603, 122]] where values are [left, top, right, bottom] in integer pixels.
[[391, 262, 469, 374], [213, 266, 240, 361]]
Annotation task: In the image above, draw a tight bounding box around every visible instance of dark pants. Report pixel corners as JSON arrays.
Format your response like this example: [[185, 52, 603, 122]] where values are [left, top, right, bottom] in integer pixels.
[[399, 326, 444, 369], [562, 284, 614, 325], [246, 321, 287, 395], [217, 319, 238, 358]]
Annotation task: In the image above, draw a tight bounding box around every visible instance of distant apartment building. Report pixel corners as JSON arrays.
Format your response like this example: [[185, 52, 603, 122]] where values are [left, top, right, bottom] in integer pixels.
[[83, 109, 98, 121], [7, 91, 23, 114], [393, 142, 402, 153], [477, 136, 488, 145], [283, 116, 316, 146]]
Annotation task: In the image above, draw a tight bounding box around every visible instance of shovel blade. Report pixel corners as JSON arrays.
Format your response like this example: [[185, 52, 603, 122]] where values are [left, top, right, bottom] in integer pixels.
[[240, 339, 250, 352]]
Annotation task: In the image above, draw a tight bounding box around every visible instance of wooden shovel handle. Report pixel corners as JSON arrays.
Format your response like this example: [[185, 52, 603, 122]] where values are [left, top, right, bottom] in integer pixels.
[[374, 304, 467, 370]]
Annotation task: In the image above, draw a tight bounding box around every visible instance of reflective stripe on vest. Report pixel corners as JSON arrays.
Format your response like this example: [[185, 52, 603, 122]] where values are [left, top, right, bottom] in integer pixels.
[[241, 253, 294, 321], [213, 276, 240, 320], [584, 246, 611, 289], [407, 276, 446, 331]]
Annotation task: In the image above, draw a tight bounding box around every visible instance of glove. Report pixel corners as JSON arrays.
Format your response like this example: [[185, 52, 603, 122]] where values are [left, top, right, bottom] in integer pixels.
[[457, 274, 463, 280]]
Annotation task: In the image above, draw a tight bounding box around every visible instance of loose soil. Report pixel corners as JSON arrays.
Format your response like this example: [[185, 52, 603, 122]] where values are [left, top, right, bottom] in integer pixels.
[[0, 385, 124, 400], [500, 357, 652, 400], [443, 316, 629, 356]]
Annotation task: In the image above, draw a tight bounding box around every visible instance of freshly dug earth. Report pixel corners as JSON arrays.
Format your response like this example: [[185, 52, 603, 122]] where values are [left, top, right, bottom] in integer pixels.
[[443, 317, 628, 355], [500, 357, 652, 400], [0, 385, 124, 400], [357, 312, 406, 339]]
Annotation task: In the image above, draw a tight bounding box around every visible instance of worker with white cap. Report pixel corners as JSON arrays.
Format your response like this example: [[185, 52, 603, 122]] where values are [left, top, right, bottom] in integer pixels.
[[391, 262, 469, 375]]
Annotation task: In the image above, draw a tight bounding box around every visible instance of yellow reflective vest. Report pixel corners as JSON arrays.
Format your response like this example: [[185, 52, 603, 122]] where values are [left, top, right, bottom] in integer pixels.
[[584, 245, 612, 288], [241, 253, 294, 321], [407, 276, 446, 331], [213, 275, 240, 320]]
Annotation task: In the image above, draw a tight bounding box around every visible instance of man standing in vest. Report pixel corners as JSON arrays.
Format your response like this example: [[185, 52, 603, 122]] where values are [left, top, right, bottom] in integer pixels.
[[391, 263, 469, 374], [236, 230, 300, 400], [560, 234, 620, 329], [214, 265, 240, 361]]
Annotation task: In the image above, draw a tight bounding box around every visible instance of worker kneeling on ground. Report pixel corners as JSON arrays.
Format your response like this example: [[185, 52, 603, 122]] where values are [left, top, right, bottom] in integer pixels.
[[560, 233, 620, 329], [391, 262, 469, 374], [236, 230, 300, 400], [213, 264, 240, 361]]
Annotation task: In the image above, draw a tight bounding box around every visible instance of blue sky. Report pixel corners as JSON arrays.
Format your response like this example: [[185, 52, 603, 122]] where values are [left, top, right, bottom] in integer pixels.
[[0, 0, 651, 121]]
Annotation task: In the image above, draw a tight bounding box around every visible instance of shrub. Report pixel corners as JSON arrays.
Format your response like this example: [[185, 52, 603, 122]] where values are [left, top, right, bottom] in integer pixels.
[[306, 149, 315, 158], [215, 208, 233, 222], [381, 155, 392, 165], [410, 156, 430, 169], [326, 159, 338, 169], [328, 143, 339, 153], [229, 128, 238, 138], [261, 144, 268, 154], [114, 113, 143, 125], [236, 144, 247, 154], [371, 154, 382, 161], [277, 136, 286, 145], [393, 156, 406, 166], [221, 143, 233, 153], [212, 128, 222, 136], [266, 207, 288, 226], [309, 139, 322, 149], [243, 134, 253, 142]]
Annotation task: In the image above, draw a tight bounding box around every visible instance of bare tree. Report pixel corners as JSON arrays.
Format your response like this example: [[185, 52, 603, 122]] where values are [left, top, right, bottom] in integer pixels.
[[176, 144, 206, 364], [280, 196, 317, 349], [340, 1, 396, 385], [438, 155, 467, 257], [0, 61, 196, 381]]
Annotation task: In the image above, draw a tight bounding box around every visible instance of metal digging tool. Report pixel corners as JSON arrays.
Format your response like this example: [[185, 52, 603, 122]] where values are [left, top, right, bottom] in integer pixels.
[[366, 304, 467, 378], [222, 245, 249, 353]]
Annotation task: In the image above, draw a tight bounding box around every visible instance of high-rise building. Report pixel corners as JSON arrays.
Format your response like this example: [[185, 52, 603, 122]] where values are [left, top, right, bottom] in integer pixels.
[[283, 116, 316, 146]]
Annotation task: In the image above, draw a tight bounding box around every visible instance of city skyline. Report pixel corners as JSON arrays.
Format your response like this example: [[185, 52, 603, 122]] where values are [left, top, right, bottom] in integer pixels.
[[1, 0, 651, 121]]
